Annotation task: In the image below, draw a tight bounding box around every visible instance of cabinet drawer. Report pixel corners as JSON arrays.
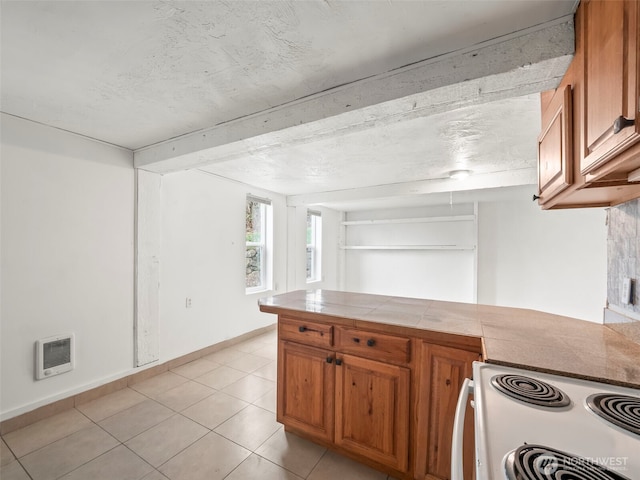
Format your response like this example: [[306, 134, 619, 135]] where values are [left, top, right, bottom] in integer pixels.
[[334, 326, 411, 364], [279, 317, 333, 348]]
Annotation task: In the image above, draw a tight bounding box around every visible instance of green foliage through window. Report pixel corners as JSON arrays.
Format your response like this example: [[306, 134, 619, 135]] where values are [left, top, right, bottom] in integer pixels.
[[246, 198, 271, 291]]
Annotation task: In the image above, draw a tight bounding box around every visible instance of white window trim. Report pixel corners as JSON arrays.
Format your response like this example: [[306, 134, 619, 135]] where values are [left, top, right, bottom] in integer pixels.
[[306, 210, 322, 284], [246, 196, 273, 294]]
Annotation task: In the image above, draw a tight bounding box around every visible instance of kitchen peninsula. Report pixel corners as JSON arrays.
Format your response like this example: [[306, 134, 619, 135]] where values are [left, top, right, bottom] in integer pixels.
[[259, 289, 640, 480]]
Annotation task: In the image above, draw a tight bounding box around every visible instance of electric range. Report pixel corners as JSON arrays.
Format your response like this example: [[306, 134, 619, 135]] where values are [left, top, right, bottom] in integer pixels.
[[452, 362, 640, 480]]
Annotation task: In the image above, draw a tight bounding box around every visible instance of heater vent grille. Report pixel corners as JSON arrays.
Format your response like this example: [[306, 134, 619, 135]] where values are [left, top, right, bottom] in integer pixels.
[[35, 334, 74, 380]]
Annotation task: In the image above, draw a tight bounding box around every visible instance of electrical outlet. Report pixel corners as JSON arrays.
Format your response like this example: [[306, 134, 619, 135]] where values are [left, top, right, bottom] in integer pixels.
[[621, 278, 632, 305], [185, 297, 192, 308]]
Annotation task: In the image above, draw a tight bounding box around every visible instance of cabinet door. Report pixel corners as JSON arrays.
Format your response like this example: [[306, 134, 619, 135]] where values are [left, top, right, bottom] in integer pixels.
[[582, 0, 639, 174], [334, 353, 410, 473], [277, 341, 334, 442], [415, 344, 479, 480], [537, 84, 573, 203]]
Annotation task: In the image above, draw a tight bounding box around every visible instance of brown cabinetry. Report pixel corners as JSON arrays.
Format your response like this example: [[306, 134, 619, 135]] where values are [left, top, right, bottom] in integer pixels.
[[582, 0, 639, 175], [276, 315, 481, 480], [277, 340, 334, 442], [279, 316, 333, 348], [537, 84, 573, 204], [414, 344, 480, 480], [537, 0, 640, 209], [277, 318, 412, 475], [335, 354, 410, 472], [334, 326, 411, 365]]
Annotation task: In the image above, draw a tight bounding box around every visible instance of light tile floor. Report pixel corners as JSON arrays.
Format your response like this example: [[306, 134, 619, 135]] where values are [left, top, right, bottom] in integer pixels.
[[1, 330, 399, 480]]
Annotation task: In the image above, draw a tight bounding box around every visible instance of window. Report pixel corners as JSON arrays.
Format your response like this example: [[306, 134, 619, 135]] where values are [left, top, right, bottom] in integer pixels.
[[306, 210, 322, 282], [246, 196, 272, 293]]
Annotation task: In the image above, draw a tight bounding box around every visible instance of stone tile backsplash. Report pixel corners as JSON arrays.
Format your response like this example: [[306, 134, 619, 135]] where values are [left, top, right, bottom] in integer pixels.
[[606, 198, 640, 342]]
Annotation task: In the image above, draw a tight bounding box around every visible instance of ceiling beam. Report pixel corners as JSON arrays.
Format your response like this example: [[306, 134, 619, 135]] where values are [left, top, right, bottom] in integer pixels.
[[134, 17, 574, 173], [286, 168, 538, 207]]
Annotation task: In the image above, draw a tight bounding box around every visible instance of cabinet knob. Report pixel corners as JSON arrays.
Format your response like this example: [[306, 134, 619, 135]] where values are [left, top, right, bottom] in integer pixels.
[[532, 194, 541, 202], [298, 326, 307, 332], [326, 356, 333, 364], [366, 339, 376, 347], [335, 358, 343, 366], [613, 115, 635, 134]]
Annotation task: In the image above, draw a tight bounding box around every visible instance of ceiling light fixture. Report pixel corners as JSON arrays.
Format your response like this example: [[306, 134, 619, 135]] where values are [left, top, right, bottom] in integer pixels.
[[449, 169, 472, 180]]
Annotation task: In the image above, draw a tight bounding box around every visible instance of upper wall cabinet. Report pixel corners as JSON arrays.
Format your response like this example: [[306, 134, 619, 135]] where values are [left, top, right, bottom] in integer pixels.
[[537, 0, 640, 209], [537, 84, 573, 203], [581, 0, 639, 176]]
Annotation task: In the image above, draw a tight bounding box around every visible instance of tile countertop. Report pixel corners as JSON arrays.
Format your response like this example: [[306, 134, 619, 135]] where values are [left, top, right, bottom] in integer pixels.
[[258, 289, 640, 389]]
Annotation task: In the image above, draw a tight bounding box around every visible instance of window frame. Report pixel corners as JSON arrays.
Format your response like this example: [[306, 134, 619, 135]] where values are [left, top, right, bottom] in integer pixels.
[[306, 210, 322, 283], [245, 195, 273, 294]]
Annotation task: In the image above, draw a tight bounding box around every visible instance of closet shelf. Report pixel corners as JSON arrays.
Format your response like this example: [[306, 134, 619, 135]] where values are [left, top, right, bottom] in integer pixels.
[[341, 245, 476, 251], [341, 215, 475, 226]]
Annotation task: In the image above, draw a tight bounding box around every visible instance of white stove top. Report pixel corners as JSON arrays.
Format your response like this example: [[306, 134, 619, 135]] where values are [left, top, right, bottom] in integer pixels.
[[472, 362, 640, 480]]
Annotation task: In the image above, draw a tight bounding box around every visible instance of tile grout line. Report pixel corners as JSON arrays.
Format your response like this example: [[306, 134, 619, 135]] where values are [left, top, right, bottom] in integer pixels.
[[3, 408, 94, 462], [80, 390, 252, 480], [68, 407, 153, 480], [307, 448, 330, 479], [71, 384, 211, 479], [12, 407, 123, 480], [2, 440, 36, 480], [117, 442, 165, 480], [249, 427, 309, 480], [147, 413, 212, 478], [133, 389, 275, 475], [3, 396, 269, 479]]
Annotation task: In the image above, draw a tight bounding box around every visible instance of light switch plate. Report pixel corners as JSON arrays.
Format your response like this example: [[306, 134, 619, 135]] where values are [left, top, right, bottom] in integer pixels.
[[621, 278, 633, 305]]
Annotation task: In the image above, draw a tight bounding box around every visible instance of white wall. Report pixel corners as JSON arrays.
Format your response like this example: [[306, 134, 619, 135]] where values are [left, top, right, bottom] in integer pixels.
[[1, 114, 135, 420], [342, 204, 476, 302], [477, 199, 607, 322], [159, 173, 343, 362], [340, 197, 607, 323], [159, 171, 281, 361], [0, 141, 343, 420]]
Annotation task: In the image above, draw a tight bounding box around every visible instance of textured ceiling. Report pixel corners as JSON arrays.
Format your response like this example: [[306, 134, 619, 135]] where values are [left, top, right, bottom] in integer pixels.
[[199, 94, 541, 195], [0, 0, 578, 208]]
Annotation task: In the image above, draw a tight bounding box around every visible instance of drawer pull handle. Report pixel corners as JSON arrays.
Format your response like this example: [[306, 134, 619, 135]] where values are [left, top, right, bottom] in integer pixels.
[[352, 337, 360, 343], [335, 359, 343, 366], [367, 339, 376, 347], [298, 326, 323, 336], [326, 356, 333, 364], [613, 115, 635, 134]]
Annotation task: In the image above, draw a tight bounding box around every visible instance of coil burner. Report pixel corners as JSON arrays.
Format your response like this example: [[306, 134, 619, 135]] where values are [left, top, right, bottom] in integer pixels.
[[491, 374, 570, 408], [586, 393, 640, 436], [504, 444, 630, 480]]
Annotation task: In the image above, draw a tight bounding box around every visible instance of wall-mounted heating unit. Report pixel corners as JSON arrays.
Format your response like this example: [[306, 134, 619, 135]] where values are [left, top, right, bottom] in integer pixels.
[[35, 333, 74, 380]]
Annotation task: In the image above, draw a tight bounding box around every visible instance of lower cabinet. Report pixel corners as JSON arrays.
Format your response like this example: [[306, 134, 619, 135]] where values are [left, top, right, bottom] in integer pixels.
[[335, 353, 410, 472], [277, 317, 481, 480], [278, 340, 411, 473], [414, 343, 480, 480], [277, 341, 334, 443]]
